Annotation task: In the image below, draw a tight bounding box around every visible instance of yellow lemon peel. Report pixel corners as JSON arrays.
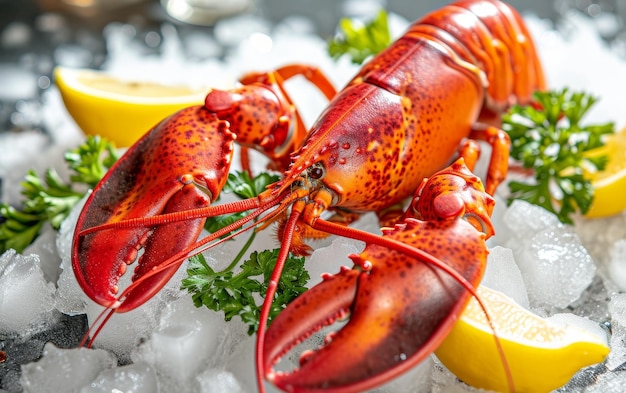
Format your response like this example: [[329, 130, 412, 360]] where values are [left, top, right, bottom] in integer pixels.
[[435, 286, 609, 393], [54, 67, 207, 147], [585, 127, 626, 218]]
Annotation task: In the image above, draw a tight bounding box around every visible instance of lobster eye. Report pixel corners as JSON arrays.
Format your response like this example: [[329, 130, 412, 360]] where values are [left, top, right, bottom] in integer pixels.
[[308, 163, 325, 180]]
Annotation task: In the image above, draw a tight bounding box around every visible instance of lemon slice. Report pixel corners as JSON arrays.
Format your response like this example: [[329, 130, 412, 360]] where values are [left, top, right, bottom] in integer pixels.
[[584, 127, 626, 218], [54, 67, 207, 147], [435, 286, 609, 393]]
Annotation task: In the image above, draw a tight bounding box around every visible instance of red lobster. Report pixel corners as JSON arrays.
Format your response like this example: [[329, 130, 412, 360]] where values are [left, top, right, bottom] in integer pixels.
[[71, 0, 544, 391]]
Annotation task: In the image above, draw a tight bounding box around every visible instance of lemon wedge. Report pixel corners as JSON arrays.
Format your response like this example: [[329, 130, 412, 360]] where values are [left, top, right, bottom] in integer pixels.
[[54, 67, 207, 147], [584, 127, 626, 218], [435, 286, 609, 393]]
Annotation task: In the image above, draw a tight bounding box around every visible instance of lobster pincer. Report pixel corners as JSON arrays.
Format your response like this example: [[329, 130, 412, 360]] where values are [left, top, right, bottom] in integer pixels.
[[72, 106, 236, 311], [263, 159, 495, 393]]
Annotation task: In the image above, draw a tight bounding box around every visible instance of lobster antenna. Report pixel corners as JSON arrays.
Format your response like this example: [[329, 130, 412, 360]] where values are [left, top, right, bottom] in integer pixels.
[[111, 190, 300, 306], [79, 306, 116, 348], [255, 200, 304, 393], [78, 191, 298, 354], [77, 197, 266, 236], [312, 218, 515, 393]]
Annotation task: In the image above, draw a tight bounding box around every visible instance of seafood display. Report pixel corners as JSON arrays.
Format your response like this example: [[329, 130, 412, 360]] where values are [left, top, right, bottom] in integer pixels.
[[70, 1, 546, 391]]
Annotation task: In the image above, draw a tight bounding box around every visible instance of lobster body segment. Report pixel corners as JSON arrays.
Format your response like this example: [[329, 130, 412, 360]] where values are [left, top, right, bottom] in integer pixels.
[[288, 39, 485, 213]]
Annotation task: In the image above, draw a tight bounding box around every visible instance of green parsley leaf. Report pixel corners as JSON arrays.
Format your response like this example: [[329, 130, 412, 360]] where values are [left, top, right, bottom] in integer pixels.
[[182, 250, 309, 335], [65, 135, 119, 188], [186, 170, 311, 334], [0, 136, 118, 253], [502, 89, 614, 224], [328, 10, 391, 64]]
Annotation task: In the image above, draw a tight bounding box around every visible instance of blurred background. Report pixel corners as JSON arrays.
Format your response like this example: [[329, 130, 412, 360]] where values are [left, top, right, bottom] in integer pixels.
[[0, 0, 622, 134]]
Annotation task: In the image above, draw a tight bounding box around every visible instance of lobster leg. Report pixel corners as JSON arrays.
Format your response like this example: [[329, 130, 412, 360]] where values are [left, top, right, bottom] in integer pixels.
[[455, 124, 511, 196], [205, 64, 337, 173]]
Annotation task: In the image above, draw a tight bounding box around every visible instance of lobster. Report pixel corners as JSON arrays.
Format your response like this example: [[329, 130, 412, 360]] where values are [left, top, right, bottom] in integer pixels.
[[71, 0, 545, 392]]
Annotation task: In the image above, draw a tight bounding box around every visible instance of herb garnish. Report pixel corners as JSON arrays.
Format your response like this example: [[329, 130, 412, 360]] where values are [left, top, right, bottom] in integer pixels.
[[0, 136, 118, 253], [328, 10, 391, 64], [502, 89, 614, 224], [186, 170, 311, 334], [182, 250, 309, 335]]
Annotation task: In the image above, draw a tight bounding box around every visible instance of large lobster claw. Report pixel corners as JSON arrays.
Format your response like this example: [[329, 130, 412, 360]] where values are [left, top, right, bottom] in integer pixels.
[[72, 106, 235, 312], [264, 159, 493, 392]]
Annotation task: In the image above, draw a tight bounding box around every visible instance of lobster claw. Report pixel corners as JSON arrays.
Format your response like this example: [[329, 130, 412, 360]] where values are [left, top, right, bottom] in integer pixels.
[[72, 106, 235, 312], [265, 217, 489, 392], [264, 159, 495, 392]]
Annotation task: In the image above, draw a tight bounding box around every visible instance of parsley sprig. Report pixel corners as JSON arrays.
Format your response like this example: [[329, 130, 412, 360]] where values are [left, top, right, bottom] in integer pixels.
[[186, 170, 309, 335], [502, 89, 614, 224], [182, 250, 309, 335], [0, 136, 119, 253], [328, 10, 391, 64]]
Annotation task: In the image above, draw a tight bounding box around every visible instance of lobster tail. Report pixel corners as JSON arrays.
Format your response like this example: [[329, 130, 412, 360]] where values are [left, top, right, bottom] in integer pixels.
[[411, 0, 545, 111]]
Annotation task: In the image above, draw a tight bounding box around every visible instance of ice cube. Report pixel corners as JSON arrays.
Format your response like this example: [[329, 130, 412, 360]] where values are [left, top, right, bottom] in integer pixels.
[[20, 343, 116, 393], [0, 64, 38, 101], [607, 293, 626, 370], [503, 200, 562, 244], [55, 197, 89, 315], [514, 226, 595, 309], [40, 88, 85, 146], [373, 357, 433, 393], [197, 369, 246, 393], [214, 14, 271, 47], [503, 201, 596, 309], [79, 362, 158, 393], [0, 250, 60, 336], [23, 222, 61, 284], [431, 357, 474, 393], [608, 239, 626, 291], [85, 296, 164, 364], [567, 275, 611, 322], [481, 246, 529, 308], [0, 131, 51, 205], [225, 335, 285, 393], [307, 236, 363, 287], [487, 193, 512, 247], [132, 295, 231, 382], [583, 368, 626, 393]]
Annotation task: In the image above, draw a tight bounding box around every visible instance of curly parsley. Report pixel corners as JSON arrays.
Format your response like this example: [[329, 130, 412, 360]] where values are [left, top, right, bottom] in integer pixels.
[[502, 89, 614, 224], [0, 136, 119, 253], [328, 9, 391, 64], [182, 250, 309, 335]]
